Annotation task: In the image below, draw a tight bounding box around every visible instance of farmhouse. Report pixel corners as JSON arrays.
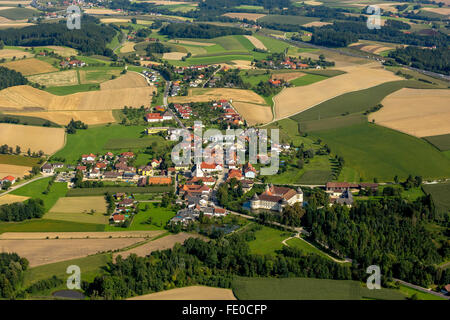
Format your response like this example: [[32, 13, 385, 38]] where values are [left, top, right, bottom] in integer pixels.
[[250, 185, 303, 212], [41, 163, 54, 174], [146, 113, 163, 122], [2, 176, 16, 185]]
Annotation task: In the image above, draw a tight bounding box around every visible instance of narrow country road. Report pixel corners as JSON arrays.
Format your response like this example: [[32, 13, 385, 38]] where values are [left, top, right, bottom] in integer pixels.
[[392, 278, 449, 300], [164, 81, 186, 129], [0, 174, 51, 197]]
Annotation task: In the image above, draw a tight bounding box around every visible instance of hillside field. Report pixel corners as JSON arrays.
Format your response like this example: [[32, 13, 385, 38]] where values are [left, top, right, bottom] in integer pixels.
[[422, 182, 450, 214], [312, 123, 450, 182]]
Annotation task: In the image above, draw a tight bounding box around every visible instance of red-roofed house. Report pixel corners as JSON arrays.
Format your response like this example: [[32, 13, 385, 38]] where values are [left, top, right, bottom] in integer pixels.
[[145, 113, 163, 122], [200, 162, 223, 173], [112, 214, 125, 223], [2, 176, 15, 184]]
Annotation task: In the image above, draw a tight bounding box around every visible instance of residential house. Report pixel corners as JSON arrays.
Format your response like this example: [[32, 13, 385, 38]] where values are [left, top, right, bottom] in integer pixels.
[[41, 163, 54, 174], [250, 184, 303, 212]]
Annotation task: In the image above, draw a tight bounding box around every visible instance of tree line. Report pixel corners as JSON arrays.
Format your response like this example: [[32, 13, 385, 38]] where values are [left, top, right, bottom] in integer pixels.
[[0, 253, 29, 299], [0, 16, 117, 56], [388, 46, 449, 75], [0, 66, 28, 90], [159, 23, 251, 39], [0, 199, 45, 222]]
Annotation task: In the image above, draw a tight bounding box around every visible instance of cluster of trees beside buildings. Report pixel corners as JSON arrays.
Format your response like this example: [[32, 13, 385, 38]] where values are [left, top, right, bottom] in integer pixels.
[[0, 67, 28, 90], [388, 46, 449, 75], [0, 199, 45, 222], [0, 253, 29, 299], [159, 23, 251, 39], [302, 196, 449, 287], [0, 17, 117, 56]]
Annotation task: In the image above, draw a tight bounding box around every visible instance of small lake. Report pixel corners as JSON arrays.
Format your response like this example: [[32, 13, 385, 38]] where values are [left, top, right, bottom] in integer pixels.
[[52, 290, 85, 300]]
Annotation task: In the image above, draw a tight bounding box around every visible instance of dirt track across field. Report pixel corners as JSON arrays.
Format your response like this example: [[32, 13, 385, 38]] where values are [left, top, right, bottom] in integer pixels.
[[0, 230, 165, 240]]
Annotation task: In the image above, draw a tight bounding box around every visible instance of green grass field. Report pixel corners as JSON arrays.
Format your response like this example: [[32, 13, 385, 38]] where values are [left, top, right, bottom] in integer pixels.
[[0, 154, 41, 167], [52, 124, 165, 164], [286, 237, 334, 260], [290, 74, 328, 87], [0, 219, 105, 234], [66, 185, 172, 197], [247, 226, 291, 255], [0, 7, 37, 20], [423, 134, 450, 152], [0, 114, 61, 127], [23, 253, 111, 287], [299, 114, 367, 132], [105, 203, 176, 231], [422, 182, 450, 214], [313, 123, 450, 182], [291, 80, 433, 123], [232, 277, 407, 300], [11, 178, 68, 212], [397, 284, 446, 300], [44, 84, 100, 96]]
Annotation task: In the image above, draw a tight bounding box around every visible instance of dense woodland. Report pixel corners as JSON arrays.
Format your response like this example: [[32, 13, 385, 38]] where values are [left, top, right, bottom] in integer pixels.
[[0, 16, 117, 56], [159, 23, 251, 39], [302, 197, 450, 287], [389, 46, 450, 75], [0, 67, 28, 90], [0, 253, 29, 299], [0, 199, 45, 222], [308, 21, 449, 48]]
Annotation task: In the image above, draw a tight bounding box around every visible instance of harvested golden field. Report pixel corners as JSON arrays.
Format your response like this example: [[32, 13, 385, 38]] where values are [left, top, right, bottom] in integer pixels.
[[163, 52, 187, 60], [421, 7, 450, 16], [303, 21, 332, 27], [100, 72, 149, 90], [0, 48, 33, 60], [233, 102, 273, 125], [223, 12, 266, 21], [0, 123, 65, 155], [244, 35, 267, 50], [303, 1, 323, 5], [0, 163, 31, 178], [0, 22, 34, 28], [49, 196, 107, 214], [9, 110, 116, 125], [83, 8, 121, 15], [128, 286, 237, 300], [272, 72, 305, 82], [0, 194, 29, 205], [45, 45, 78, 57], [169, 39, 215, 47], [0, 58, 57, 75], [140, 60, 161, 67], [79, 69, 122, 84], [46, 196, 109, 224], [0, 231, 164, 240], [299, 50, 370, 68], [120, 41, 136, 53], [349, 41, 396, 55], [0, 238, 147, 267], [114, 233, 205, 260], [273, 63, 402, 120], [27, 70, 78, 87], [0, 85, 154, 111], [99, 18, 129, 23], [169, 88, 267, 105], [369, 88, 450, 138]]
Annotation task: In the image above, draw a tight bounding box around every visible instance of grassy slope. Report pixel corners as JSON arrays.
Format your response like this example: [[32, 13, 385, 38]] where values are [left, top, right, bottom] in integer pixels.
[[0, 154, 41, 167], [423, 133, 450, 152], [422, 182, 450, 214], [0, 219, 105, 234], [312, 123, 450, 182]]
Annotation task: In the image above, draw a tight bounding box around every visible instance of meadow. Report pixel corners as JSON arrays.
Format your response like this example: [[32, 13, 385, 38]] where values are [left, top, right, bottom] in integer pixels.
[[0, 219, 105, 234], [52, 124, 166, 164], [312, 123, 450, 182], [247, 226, 291, 255], [11, 178, 68, 212], [232, 277, 407, 300], [422, 182, 450, 214], [0, 154, 41, 167], [286, 237, 335, 261], [105, 203, 176, 231], [66, 185, 172, 197]]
